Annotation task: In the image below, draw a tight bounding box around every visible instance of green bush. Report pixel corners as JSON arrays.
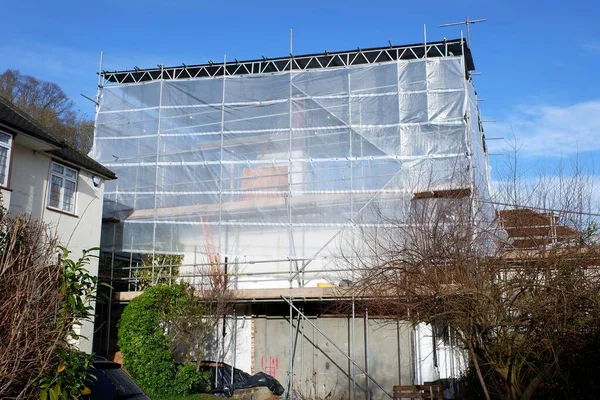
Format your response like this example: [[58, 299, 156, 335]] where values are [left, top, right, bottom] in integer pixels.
[[35, 247, 102, 400], [37, 347, 94, 400], [153, 395, 221, 400], [175, 364, 209, 395], [118, 284, 208, 397]]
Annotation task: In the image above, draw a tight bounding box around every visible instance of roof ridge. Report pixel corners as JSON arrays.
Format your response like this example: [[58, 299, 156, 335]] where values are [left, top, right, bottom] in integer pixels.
[[0, 93, 65, 145], [0, 94, 115, 179]]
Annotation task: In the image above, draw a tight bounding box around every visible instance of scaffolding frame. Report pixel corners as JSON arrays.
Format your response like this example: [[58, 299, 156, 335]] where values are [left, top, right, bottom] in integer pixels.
[[94, 35, 488, 399], [96, 50, 482, 264], [100, 38, 474, 85]]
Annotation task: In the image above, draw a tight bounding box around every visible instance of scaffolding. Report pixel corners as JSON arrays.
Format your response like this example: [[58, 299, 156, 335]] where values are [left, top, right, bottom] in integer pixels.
[[93, 37, 489, 398], [93, 37, 491, 289]]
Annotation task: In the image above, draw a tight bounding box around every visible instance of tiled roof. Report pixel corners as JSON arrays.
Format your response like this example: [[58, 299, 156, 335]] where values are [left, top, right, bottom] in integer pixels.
[[498, 208, 579, 249]]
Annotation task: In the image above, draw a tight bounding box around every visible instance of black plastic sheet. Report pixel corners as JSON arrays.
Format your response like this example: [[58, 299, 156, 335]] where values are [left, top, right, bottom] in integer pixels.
[[199, 361, 285, 397]]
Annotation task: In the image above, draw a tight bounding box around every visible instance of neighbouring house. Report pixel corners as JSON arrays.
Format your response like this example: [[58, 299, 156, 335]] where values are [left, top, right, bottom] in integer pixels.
[[0, 94, 116, 353]]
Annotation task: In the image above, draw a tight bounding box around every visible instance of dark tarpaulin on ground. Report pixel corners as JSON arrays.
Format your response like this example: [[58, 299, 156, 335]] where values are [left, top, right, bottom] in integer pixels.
[[199, 361, 285, 397]]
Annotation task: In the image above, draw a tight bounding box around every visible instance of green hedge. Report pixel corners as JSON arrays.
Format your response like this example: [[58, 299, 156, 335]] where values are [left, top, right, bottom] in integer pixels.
[[118, 284, 208, 396]]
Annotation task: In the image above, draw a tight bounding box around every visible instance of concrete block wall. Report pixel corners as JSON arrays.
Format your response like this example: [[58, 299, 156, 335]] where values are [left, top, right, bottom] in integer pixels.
[[253, 316, 413, 400]]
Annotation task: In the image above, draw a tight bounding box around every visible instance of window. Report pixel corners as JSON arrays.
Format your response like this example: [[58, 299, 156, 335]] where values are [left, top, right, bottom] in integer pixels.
[[0, 131, 12, 187], [48, 162, 78, 213]]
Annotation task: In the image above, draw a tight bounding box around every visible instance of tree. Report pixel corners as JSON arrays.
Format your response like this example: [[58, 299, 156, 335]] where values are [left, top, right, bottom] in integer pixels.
[[189, 262, 237, 369], [129, 256, 236, 365], [0, 69, 94, 152], [134, 253, 184, 289], [347, 153, 600, 400]]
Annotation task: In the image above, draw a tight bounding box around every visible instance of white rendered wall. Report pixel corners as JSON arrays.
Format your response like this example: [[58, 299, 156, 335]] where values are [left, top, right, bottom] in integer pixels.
[[414, 323, 467, 391], [8, 141, 107, 353]]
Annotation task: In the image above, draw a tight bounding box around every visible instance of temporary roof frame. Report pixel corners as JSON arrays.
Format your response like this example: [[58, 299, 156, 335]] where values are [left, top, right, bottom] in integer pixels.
[[100, 38, 475, 85]]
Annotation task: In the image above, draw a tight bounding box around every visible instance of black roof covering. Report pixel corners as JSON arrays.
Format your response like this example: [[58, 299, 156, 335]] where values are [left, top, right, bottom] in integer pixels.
[[0, 95, 116, 180], [102, 38, 475, 84]]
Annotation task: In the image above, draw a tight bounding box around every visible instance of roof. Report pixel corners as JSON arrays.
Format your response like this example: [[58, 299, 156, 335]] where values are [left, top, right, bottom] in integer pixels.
[[0, 95, 116, 180], [498, 208, 579, 249], [102, 38, 475, 84]]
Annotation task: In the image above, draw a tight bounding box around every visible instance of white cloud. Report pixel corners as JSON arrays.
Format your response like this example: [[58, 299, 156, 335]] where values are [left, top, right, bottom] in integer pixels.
[[486, 100, 600, 158], [490, 174, 600, 215], [582, 43, 600, 54]]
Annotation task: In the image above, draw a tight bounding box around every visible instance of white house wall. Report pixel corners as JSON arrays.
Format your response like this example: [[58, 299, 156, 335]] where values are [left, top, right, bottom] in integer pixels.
[[9, 143, 48, 220], [205, 314, 254, 377], [413, 323, 467, 388], [8, 141, 106, 353]]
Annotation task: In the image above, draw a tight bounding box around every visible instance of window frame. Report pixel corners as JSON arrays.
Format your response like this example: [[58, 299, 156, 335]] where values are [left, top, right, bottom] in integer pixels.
[[0, 131, 13, 188], [47, 161, 79, 214]]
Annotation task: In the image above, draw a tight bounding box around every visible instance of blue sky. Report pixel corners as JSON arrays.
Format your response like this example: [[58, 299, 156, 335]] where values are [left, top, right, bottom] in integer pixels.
[[1, 0, 599, 182]]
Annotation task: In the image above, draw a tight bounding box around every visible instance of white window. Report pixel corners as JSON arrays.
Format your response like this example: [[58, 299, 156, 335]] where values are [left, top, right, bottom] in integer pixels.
[[48, 162, 78, 214], [0, 131, 12, 187]]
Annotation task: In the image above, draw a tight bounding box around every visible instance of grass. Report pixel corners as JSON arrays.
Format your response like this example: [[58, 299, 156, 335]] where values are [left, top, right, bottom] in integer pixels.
[[152, 394, 221, 400]]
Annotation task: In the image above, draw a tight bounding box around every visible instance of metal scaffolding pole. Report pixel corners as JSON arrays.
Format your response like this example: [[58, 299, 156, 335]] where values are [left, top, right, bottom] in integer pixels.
[[105, 248, 114, 356], [287, 27, 294, 291], [151, 64, 165, 286], [282, 297, 393, 399], [215, 320, 221, 388], [289, 308, 302, 398], [364, 308, 371, 400], [287, 35, 295, 398], [396, 319, 402, 385], [218, 54, 227, 264], [105, 222, 117, 356], [287, 298, 294, 400], [128, 244, 133, 291], [193, 246, 197, 287], [351, 298, 356, 400], [231, 311, 237, 385]]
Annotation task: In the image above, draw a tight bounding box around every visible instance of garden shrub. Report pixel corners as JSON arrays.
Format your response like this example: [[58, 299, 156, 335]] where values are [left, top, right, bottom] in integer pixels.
[[118, 284, 209, 396], [175, 364, 209, 395], [36, 246, 102, 400], [0, 194, 102, 399]]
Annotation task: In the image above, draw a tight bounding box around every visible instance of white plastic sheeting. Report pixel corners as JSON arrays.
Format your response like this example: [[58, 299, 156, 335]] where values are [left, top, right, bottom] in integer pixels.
[[94, 56, 489, 263]]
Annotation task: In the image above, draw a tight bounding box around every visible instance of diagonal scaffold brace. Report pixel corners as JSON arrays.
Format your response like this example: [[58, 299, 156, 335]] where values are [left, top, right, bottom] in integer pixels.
[[281, 296, 394, 399]]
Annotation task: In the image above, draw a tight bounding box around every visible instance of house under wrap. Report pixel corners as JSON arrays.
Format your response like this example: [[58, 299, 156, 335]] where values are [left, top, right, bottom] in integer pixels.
[[94, 38, 492, 399]]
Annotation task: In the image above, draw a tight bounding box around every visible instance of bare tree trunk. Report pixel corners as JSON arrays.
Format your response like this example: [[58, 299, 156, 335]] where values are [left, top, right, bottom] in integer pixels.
[[467, 341, 491, 400], [520, 367, 550, 400]]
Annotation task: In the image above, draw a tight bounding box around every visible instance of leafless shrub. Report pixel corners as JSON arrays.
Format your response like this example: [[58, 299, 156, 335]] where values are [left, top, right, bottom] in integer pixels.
[[190, 264, 237, 366], [0, 212, 62, 399], [344, 151, 600, 400]]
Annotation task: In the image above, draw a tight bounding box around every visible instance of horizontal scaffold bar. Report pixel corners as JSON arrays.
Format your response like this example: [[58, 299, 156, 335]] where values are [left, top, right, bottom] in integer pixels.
[[114, 286, 352, 302]]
